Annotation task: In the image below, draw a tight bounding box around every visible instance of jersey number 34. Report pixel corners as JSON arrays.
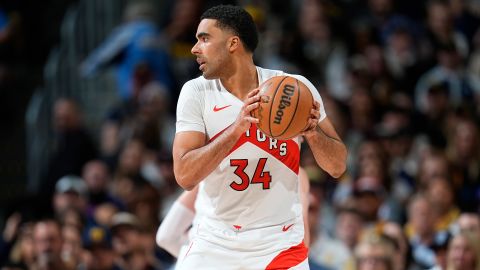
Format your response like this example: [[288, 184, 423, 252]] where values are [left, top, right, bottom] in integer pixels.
[[229, 158, 272, 191]]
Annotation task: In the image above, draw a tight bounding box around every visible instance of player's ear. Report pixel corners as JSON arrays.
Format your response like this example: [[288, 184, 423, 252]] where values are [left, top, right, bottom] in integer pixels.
[[228, 36, 240, 52]]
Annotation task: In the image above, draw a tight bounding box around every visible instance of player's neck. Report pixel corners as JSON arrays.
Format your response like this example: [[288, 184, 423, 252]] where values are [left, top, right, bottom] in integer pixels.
[[220, 56, 258, 100]]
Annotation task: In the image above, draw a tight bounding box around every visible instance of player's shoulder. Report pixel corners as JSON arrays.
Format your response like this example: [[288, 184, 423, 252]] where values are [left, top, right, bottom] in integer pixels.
[[182, 75, 207, 89], [181, 75, 218, 94], [280, 71, 324, 102], [258, 66, 313, 87], [257, 66, 286, 82], [281, 71, 319, 95], [283, 72, 312, 86]]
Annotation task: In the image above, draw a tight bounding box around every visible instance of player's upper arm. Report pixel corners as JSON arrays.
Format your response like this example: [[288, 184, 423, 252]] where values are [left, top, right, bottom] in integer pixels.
[[172, 131, 207, 177], [176, 80, 205, 133], [173, 79, 208, 188]]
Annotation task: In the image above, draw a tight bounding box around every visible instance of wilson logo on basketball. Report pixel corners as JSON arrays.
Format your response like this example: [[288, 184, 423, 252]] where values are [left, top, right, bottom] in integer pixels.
[[251, 75, 312, 140], [273, 84, 295, 125]]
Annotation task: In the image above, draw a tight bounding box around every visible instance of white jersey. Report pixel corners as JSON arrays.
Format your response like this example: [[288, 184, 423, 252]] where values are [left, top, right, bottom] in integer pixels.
[[176, 66, 326, 232]]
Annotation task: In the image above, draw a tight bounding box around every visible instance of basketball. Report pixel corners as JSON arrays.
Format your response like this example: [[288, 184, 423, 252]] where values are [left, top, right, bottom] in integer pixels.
[[251, 76, 313, 140]]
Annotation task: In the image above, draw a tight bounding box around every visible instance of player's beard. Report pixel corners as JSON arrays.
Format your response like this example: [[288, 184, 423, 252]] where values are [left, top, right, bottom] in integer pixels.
[[202, 50, 229, 79], [201, 62, 219, 79], [201, 65, 214, 79]]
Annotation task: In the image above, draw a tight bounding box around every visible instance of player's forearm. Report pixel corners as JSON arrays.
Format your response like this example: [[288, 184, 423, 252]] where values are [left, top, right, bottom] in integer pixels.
[[175, 127, 243, 190], [156, 201, 195, 257], [305, 127, 347, 178]]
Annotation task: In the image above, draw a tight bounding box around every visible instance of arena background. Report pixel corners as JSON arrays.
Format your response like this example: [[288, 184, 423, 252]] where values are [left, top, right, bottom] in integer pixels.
[[0, 0, 479, 269]]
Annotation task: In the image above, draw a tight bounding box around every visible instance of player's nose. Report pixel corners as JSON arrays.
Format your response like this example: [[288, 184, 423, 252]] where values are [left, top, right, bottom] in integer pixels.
[[191, 42, 200, 55]]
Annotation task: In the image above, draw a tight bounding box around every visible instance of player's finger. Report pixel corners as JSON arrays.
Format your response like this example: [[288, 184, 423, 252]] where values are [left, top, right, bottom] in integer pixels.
[[245, 116, 259, 123], [310, 108, 320, 119], [304, 119, 316, 131], [242, 98, 257, 110], [301, 124, 312, 133], [301, 123, 314, 135], [246, 88, 260, 98], [245, 102, 259, 113], [245, 94, 260, 105], [313, 101, 320, 110]]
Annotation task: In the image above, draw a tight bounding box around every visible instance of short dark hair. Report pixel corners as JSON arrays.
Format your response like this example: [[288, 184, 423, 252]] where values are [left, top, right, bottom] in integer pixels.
[[200, 5, 258, 53]]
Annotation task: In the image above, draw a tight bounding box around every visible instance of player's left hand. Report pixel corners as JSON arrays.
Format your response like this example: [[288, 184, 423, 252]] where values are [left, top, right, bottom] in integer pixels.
[[301, 101, 320, 137]]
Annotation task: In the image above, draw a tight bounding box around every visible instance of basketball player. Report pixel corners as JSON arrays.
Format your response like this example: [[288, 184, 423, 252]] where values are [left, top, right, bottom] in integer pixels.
[[173, 5, 347, 269]]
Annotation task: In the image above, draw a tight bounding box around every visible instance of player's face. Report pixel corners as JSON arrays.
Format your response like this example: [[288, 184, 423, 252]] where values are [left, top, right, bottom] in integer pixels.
[[191, 19, 231, 79]]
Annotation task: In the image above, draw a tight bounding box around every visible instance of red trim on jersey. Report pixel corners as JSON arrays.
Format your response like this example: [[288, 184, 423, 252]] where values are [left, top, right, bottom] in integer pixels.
[[183, 241, 194, 259], [230, 125, 299, 174], [265, 241, 308, 270], [208, 126, 230, 143], [208, 125, 300, 174]]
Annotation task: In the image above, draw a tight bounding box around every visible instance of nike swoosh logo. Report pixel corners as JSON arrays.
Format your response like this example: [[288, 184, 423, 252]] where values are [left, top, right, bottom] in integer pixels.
[[282, 224, 294, 232], [213, 105, 232, 112]]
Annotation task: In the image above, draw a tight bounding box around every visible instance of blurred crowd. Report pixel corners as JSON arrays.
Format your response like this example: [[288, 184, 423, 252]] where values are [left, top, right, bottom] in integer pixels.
[[1, 0, 480, 269]]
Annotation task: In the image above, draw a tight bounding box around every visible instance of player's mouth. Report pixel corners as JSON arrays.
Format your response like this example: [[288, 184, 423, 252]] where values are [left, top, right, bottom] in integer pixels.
[[197, 58, 206, 71]]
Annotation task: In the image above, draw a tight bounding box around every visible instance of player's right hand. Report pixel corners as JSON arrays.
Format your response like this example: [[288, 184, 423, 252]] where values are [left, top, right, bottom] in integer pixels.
[[232, 88, 260, 135]]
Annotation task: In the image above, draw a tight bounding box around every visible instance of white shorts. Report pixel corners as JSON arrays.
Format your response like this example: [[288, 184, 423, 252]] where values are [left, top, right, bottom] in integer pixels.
[[175, 217, 309, 270]]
